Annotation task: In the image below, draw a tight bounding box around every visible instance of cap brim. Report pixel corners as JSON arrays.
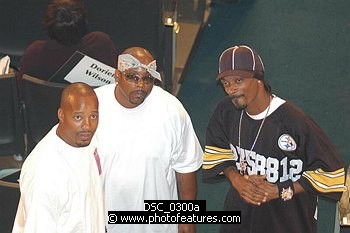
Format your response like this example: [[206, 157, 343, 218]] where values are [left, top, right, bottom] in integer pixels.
[[216, 70, 255, 80]]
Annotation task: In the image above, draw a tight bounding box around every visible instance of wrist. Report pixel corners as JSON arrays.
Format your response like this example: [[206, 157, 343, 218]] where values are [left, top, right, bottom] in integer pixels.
[[277, 180, 294, 201], [224, 166, 241, 187]]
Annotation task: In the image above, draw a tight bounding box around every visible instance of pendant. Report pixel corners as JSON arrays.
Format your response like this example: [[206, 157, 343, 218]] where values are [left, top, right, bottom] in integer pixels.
[[240, 160, 247, 175], [239, 153, 247, 175]]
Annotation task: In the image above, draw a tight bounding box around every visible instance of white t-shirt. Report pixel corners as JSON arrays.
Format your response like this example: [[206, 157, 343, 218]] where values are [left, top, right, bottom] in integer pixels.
[[95, 84, 203, 233], [12, 125, 105, 233]]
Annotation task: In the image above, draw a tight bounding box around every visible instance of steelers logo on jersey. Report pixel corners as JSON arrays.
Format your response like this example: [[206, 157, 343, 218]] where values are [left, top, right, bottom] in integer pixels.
[[278, 134, 297, 151]]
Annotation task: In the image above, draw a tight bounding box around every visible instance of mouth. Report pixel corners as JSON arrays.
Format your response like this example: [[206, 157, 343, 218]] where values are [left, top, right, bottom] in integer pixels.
[[78, 131, 93, 141], [132, 90, 147, 98], [230, 95, 247, 110], [230, 94, 243, 100]]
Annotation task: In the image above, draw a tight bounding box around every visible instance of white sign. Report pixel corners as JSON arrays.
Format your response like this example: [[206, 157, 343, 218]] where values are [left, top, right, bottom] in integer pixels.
[[49, 51, 116, 87], [64, 54, 115, 86]]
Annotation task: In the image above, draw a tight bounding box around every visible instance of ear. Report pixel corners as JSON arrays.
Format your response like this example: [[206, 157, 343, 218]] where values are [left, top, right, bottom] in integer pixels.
[[57, 108, 64, 122], [115, 70, 122, 83]]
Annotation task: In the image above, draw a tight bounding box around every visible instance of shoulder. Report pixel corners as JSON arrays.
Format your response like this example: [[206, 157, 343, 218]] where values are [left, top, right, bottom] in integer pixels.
[[216, 96, 235, 110], [79, 31, 118, 67], [276, 101, 324, 132], [211, 96, 238, 119], [21, 146, 62, 186], [95, 83, 115, 97], [24, 40, 48, 49], [151, 86, 178, 100], [277, 101, 310, 122], [150, 86, 185, 110], [22, 127, 62, 170], [94, 84, 117, 110], [21, 40, 48, 57], [82, 31, 114, 44], [147, 86, 192, 122]]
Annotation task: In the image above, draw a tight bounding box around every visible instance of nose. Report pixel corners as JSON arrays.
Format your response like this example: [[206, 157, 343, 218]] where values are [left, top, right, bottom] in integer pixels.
[[135, 79, 146, 87], [225, 84, 237, 95], [81, 118, 91, 130]]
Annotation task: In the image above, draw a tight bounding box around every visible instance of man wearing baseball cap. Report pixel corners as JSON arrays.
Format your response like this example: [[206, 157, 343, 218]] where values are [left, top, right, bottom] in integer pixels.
[[202, 45, 345, 233]]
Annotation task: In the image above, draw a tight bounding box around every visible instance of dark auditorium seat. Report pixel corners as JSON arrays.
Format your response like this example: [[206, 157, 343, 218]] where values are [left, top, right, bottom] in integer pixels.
[[22, 74, 67, 153], [0, 73, 25, 159], [0, 72, 23, 232], [0, 175, 20, 233]]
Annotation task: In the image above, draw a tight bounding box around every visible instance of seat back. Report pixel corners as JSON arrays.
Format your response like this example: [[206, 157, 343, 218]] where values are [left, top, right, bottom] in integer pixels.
[[0, 73, 25, 157], [22, 74, 67, 153], [0, 179, 20, 233]]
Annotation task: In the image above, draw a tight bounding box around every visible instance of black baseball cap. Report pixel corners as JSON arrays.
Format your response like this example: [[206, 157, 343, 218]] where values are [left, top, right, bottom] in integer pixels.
[[217, 45, 265, 80]]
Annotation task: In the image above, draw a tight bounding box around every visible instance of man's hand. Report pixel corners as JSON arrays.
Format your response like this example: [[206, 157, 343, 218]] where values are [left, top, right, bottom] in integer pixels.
[[224, 167, 268, 205], [179, 224, 196, 233], [224, 167, 304, 205], [251, 176, 305, 202], [249, 175, 279, 202]]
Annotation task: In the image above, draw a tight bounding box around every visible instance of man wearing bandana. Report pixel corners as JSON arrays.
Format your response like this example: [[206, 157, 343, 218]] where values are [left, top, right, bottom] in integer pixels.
[[94, 47, 203, 233]]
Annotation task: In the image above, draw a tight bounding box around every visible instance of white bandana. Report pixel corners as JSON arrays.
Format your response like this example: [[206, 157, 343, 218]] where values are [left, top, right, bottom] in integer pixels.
[[117, 54, 162, 81]]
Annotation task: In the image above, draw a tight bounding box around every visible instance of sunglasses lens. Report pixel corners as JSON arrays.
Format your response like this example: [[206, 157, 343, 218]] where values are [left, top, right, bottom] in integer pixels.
[[124, 73, 154, 84]]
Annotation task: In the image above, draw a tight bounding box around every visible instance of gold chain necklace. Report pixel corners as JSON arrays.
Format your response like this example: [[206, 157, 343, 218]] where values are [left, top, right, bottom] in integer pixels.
[[238, 96, 272, 175]]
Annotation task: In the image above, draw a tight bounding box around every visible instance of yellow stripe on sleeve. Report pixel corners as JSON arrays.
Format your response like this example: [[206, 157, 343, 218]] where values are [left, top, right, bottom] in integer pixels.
[[202, 146, 236, 170], [303, 168, 345, 193]]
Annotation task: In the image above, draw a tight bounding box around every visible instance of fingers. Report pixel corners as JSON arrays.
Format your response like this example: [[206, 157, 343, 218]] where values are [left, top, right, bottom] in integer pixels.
[[257, 181, 279, 201], [241, 186, 267, 205], [237, 175, 268, 206], [248, 174, 267, 185], [240, 176, 280, 204]]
